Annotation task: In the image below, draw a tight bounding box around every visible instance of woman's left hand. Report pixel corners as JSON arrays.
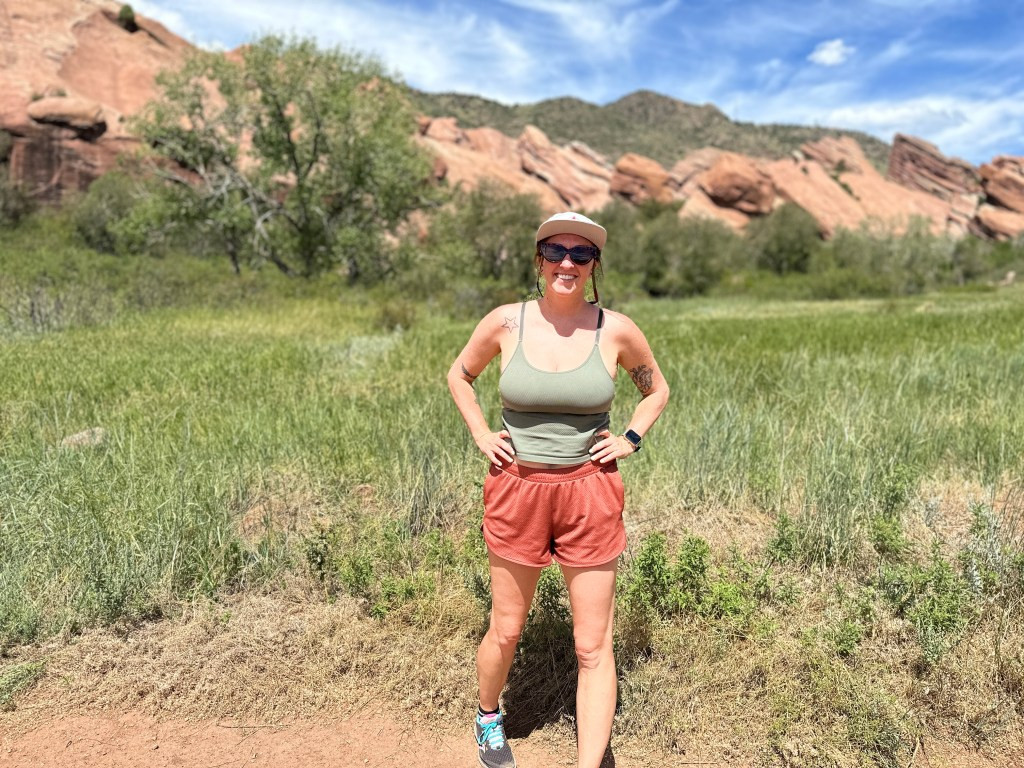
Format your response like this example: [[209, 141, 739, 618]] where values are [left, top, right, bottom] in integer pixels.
[[589, 429, 637, 464]]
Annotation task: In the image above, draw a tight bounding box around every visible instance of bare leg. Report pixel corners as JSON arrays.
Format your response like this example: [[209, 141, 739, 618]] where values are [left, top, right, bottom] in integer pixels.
[[477, 551, 542, 710], [560, 558, 617, 768]]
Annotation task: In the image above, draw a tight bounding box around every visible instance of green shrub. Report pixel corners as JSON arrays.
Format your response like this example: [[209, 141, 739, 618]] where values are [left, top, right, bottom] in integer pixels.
[[879, 545, 973, 664], [748, 202, 821, 274], [116, 4, 138, 32], [70, 171, 138, 253], [420, 181, 542, 293], [0, 130, 12, 162], [0, 176, 35, 227], [640, 213, 740, 297]]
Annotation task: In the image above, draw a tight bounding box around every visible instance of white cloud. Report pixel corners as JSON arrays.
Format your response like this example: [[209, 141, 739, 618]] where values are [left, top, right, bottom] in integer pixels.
[[808, 38, 855, 66], [497, 0, 678, 57]]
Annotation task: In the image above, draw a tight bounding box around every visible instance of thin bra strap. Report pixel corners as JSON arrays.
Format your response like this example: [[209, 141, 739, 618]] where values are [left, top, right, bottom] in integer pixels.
[[518, 301, 527, 342], [594, 308, 604, 345]]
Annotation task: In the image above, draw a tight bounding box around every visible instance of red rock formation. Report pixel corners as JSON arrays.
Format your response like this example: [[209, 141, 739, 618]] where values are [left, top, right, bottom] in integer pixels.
[[668, 147, 722, 194], [887, 134, 981, 201], [762, 157, 863, 237], [802, 136, 953, 235], [970, 204, 1024, 241], [415, 118, 563, 210], [678, 187, 751, 230], [696, 152, 774, 215], [979, 156, 1024, 214], [610, 152, 673, 204], [517, 125, 611, 211], [0, 0, 193, 201]]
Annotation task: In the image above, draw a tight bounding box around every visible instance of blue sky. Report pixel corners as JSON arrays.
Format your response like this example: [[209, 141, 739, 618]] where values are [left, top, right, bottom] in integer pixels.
[[134, 0, 1024, 165]]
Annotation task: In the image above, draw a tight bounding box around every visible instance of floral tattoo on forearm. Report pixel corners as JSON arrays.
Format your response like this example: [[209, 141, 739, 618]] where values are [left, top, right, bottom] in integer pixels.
[[629, 364, 654, 394]]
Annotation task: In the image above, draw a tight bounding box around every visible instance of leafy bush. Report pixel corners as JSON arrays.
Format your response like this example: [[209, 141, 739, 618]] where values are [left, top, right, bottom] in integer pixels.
[[748, 203, 821, 275], [405, 181, 542, 312], [0, 176, 35, 227], [70, 171, 139, 253], [639, 213, 740, 297], [117, 4, 138, 32], [879, 545, 973, 664]]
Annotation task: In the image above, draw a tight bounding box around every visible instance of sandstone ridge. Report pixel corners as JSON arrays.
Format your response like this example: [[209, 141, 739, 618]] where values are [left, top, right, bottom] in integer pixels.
[[2, 0, 1022, 240], [418, 116, 1024, 240]]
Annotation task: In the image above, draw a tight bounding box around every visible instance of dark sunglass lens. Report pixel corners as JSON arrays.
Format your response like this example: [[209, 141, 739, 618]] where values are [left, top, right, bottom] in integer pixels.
[[540, 243, 567, 262], [568, 246, 599, 264]]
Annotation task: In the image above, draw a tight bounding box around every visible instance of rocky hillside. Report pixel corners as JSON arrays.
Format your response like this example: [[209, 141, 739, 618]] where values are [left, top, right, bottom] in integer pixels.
[[410, 89, 893, 171], [0, 0, 192, 203], [1, 0, 1022, 241]]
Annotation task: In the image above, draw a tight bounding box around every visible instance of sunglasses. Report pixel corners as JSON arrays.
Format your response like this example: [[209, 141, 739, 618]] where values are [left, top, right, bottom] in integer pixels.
[[538, 242, 601, 265]]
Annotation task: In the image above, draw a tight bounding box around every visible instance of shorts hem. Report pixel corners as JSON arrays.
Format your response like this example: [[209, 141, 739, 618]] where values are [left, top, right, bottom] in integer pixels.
[[483, 533, 552, 569], [551, 541, 627, 569]]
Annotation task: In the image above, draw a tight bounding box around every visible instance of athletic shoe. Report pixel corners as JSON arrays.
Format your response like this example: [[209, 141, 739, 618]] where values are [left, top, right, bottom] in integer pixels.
[[475, 710, 516, 768]]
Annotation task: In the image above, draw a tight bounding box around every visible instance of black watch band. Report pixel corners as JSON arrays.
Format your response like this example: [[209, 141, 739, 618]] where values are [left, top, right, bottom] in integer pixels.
[[623, 429, 642, 453]]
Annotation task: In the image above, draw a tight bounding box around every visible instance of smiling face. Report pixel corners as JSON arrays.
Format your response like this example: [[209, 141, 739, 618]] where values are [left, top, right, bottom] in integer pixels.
[[537, 233, 598, 299]]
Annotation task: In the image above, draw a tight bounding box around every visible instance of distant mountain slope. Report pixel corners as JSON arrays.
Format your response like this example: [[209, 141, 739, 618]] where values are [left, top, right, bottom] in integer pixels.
[[409, 88, 891, 171]]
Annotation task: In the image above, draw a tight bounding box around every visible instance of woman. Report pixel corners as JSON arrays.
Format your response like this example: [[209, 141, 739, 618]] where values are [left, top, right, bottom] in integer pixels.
[[447, 211, 669, 768]]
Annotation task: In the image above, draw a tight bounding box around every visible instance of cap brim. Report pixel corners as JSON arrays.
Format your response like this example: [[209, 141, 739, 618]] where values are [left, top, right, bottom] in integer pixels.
[[536, 219, 607, 250]]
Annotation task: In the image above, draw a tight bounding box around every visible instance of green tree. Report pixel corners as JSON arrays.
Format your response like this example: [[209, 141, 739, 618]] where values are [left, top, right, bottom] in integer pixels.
[[132, 36, 435, 277], [748, 202, 821, 275], [639, 210, 739, 297]]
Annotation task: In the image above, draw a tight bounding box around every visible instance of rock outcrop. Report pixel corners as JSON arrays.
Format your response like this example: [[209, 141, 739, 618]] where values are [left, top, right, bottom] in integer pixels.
[[980, 157, 1024, 214], [696, 152, 774, 215], [0, 0, 192, 201], [610, 153, 673, 204], [887, 134, 981, 201]]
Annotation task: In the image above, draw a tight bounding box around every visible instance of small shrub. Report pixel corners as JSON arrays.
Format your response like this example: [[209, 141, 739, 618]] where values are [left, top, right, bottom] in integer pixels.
[[117, 4, 139, 32], [376, 295, 417, 331], [830, 618, 863, 657], [0, 175, 35, 227], [0, 130, 12, 162], [748, 202, 821, 275], [70, 171, 138, 253], [767, 513, 799, 563], [879, 545, 973, 664]]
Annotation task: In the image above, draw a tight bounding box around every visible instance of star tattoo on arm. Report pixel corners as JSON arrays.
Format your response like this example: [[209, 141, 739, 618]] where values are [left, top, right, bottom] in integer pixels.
[[501, 316, 519, 334], [629, 364, 654, 395]]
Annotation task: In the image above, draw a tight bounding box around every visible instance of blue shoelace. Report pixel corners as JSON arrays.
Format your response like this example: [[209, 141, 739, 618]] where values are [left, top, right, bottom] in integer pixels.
[[477, 717, 506, 750]]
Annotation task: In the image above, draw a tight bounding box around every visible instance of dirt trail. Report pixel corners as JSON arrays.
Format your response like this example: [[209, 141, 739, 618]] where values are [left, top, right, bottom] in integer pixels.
[[1, 710, 578, 768], [3, 710, 1018, 768]]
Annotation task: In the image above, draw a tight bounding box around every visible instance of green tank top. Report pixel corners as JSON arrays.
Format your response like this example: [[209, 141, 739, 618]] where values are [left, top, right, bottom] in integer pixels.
[[499, 302, 615, 465]]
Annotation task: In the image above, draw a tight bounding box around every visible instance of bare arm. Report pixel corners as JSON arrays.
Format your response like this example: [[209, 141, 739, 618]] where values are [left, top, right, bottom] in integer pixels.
[[589, 313, 670, 464], [447, 306, 518, 465]]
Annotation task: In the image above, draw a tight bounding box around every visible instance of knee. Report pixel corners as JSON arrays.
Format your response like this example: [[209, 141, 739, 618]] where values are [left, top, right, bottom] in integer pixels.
[[488, 619, 525, 654], [574, 633, 613, 671]]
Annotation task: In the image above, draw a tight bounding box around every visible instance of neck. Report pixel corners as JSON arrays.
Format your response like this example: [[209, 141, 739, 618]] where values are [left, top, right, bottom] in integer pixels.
[[538, 291, 591, 320]]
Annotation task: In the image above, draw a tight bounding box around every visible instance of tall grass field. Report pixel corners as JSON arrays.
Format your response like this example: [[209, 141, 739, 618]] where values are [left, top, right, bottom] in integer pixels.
[[1, 238, 1022, 766]]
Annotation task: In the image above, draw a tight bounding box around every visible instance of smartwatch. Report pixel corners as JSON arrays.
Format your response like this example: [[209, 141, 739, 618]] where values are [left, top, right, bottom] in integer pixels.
[[623, 429, 642, 453]]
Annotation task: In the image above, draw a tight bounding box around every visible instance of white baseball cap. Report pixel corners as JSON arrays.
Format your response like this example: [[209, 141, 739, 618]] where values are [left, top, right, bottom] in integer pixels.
[[535, 211, 607, 251]]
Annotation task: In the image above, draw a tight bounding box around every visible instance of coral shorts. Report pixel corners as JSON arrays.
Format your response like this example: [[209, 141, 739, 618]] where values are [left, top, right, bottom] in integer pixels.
[[482, 460, 627, 568]]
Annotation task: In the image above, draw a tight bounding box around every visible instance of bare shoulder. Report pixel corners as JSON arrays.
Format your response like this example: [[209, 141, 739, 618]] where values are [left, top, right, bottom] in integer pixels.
[[599, 308, 646, 344], [485, 302, 526, 333]]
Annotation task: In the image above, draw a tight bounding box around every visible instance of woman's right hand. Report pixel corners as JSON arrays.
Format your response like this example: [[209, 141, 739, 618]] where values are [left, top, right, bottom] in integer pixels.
[[474, 429, 515, 466]]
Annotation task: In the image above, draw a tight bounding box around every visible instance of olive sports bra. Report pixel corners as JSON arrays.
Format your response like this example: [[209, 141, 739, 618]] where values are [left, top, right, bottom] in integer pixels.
[[499, 302, 614, 465]]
